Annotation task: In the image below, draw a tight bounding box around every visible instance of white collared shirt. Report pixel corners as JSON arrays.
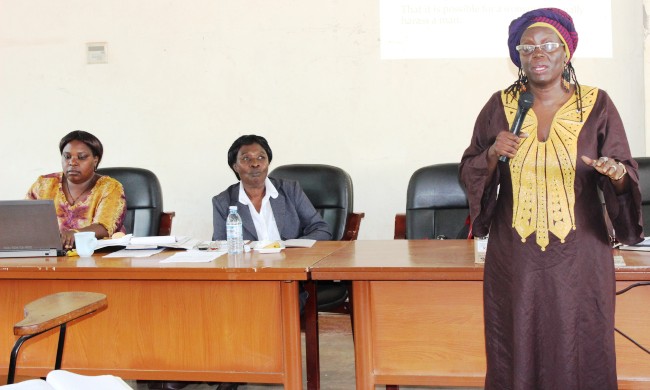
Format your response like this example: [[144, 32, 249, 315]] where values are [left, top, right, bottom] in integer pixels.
[[238, 178, 281, 241]]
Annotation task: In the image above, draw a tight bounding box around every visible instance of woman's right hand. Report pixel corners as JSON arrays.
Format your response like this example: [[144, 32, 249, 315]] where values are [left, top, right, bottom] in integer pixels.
[[61, 229, 76, 250], [489, 130, 528, 161]]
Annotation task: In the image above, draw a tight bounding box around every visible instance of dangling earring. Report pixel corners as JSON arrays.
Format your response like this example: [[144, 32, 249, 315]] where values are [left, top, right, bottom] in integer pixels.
[[517, 68, 528, 92], [561, 62, 571, 92]]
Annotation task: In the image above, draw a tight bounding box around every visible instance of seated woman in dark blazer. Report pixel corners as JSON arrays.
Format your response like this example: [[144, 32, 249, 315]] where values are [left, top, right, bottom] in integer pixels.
[[210, 134, 331, 390], [212, 134, 331, 241]]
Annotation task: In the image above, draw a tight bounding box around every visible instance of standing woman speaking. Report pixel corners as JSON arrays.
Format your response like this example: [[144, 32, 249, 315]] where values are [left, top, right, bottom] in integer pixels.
[[460, 8, 644, 390]]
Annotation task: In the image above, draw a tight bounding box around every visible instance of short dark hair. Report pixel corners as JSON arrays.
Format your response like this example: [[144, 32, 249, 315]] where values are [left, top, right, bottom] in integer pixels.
[[227, 134, 273, 180], [59, 130, 104, 166]]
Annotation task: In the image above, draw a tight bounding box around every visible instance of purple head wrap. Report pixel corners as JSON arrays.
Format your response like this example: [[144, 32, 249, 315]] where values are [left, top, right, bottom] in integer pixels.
[[508, 8, 578, 68]]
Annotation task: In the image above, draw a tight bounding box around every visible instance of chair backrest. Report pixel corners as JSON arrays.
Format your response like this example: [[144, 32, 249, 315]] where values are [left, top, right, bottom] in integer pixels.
[[96, 167, 164, 237], [406, 163, 469, 239], [635, 157, 650, 234], [269, 164, 353, 240]]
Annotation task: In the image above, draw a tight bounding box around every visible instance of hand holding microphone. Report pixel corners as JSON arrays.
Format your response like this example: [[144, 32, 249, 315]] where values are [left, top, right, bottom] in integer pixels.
[[498, 92, 535, 163]]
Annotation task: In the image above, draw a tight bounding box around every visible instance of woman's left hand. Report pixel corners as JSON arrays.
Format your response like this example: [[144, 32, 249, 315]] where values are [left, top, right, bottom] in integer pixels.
[[580, 155, 626, 181]]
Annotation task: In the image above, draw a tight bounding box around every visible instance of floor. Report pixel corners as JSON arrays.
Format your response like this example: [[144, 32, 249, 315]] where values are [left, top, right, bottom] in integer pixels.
[[124, 313, 482, 390]]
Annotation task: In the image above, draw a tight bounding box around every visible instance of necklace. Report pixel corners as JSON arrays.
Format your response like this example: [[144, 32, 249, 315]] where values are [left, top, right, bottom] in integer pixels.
[[64, 176, 95, 205]]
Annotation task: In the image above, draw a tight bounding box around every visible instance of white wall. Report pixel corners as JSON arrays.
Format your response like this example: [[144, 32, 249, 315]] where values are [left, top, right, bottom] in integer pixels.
[[0, 0, 645, 240]]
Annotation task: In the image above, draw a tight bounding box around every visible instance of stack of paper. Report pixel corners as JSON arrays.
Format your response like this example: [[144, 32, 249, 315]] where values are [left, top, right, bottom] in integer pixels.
[[159, 251, 226, 263], [97, 236, 199, 258], [95, 234, 132, 249], [619, 237, 650, 251], [95, 235, 197, 250]]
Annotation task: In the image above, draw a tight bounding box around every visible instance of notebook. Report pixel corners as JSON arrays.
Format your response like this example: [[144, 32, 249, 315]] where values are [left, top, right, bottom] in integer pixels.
[[0, 200, 63, 257], [0, 369, 133, 389]]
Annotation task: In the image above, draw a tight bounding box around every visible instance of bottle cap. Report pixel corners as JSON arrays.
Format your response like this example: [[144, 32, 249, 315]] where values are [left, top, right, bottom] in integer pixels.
[[229, 205, 237, 211]]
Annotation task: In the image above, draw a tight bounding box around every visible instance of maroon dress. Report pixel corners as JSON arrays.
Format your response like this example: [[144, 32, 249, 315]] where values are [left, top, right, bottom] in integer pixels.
[[460, 87, 643, 390]]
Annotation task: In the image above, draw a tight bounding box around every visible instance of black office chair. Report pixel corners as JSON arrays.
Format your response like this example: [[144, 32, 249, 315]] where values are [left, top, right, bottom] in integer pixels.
[[271, 163, 364, 310], [395, 163, 470, 239], [96, 167, 175, 236], [270, 164, 364, 389], [270, 164, 363, 242]]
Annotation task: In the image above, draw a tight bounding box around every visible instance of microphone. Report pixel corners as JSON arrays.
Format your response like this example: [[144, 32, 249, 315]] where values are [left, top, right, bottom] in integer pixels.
[[499, 91, 535, 163]]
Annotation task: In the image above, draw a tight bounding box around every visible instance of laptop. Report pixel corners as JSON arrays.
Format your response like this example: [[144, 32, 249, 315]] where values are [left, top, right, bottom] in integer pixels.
[[0, 200, 63, 257]]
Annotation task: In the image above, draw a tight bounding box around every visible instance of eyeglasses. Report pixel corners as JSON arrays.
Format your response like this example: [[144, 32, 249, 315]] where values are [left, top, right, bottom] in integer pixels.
[[515, 42, 564, 55]]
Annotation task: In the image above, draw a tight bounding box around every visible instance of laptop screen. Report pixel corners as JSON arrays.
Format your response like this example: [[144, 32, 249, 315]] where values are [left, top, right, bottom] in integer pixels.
[[0, 200, 62, 255]]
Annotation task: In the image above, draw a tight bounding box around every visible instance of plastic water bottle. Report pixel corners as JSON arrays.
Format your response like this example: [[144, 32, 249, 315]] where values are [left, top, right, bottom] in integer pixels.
[[226, 205, 243, 254]]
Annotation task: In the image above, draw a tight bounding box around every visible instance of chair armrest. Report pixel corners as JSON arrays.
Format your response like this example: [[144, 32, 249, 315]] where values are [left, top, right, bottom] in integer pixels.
[[342, 212, 365, 241], [394, 213, 406, 239], [158, 211, 176, 236]]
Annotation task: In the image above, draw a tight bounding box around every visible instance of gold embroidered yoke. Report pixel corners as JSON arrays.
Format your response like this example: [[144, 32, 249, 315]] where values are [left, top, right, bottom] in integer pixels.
[[502, 86, 598, 251]]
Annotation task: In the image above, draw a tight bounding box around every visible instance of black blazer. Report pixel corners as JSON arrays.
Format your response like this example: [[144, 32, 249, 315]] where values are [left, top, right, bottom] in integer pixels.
[[212, 177, 332, 241]]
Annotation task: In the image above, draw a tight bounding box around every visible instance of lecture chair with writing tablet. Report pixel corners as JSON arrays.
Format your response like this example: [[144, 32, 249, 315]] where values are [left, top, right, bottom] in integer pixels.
[[7, 292, 108, 384], [96, 167, 175, 236]]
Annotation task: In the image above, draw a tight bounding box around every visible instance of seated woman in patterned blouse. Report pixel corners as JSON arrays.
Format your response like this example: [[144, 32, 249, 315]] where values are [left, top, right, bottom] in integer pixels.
[[26, 130, 126, 250]]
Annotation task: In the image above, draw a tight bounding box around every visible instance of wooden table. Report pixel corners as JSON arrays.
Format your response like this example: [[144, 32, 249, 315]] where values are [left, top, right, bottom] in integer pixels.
[[0, 241, 349, 388], [311, 240, 650, 390]]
